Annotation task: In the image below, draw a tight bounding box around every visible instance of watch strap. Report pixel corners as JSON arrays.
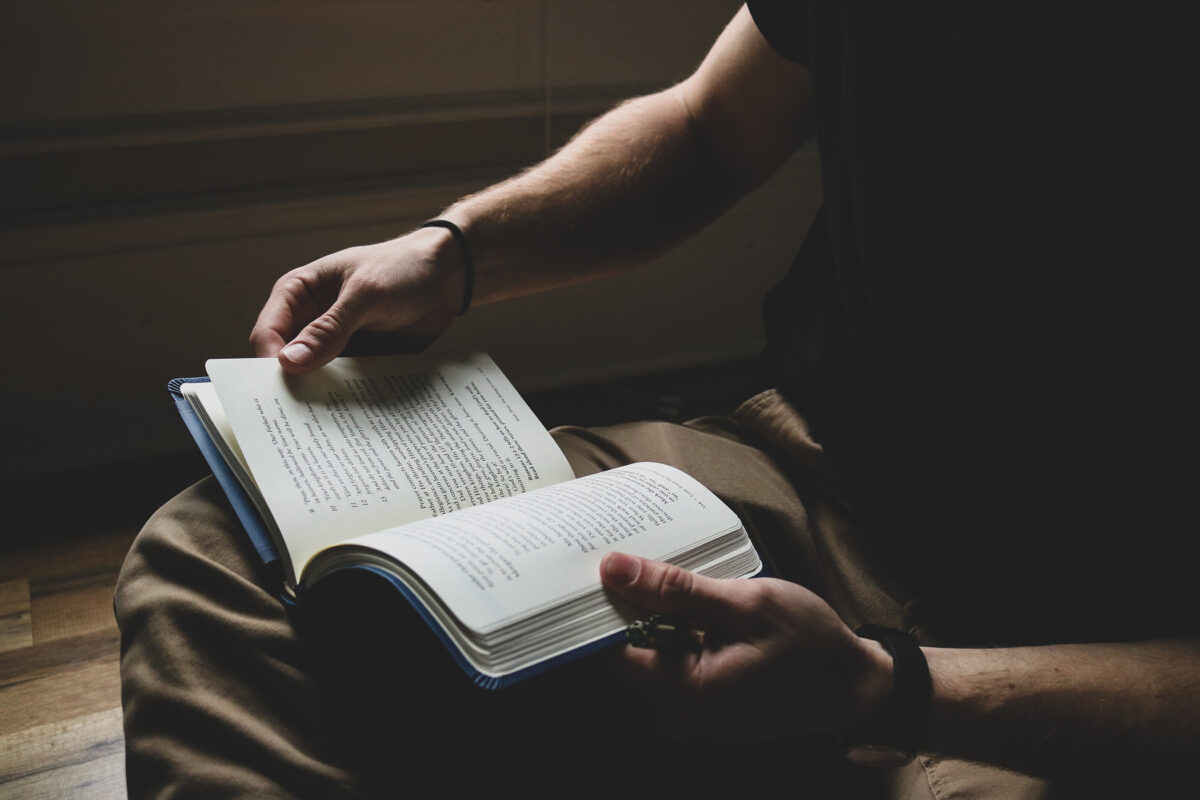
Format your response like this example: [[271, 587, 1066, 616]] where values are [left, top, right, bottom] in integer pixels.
[[843, 624, 932, 764]]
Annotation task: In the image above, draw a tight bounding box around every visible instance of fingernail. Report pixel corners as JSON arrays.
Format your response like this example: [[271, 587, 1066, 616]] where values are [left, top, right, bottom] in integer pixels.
[[603, 553, 640, 586], [280, 341, 313, 365]]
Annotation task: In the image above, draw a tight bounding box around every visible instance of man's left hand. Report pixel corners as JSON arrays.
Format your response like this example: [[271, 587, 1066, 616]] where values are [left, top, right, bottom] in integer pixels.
[[599, 552, 893, 741]]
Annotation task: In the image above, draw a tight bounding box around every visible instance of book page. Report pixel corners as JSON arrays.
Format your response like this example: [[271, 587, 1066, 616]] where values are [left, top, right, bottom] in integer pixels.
[[181, 382, 255, 487], [332, 462, 744, 634], [206, 353, 574, 582]]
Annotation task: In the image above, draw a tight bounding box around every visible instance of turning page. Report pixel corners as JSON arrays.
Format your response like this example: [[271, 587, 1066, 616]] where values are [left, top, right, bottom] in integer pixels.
[[206, 353, 574, 584]]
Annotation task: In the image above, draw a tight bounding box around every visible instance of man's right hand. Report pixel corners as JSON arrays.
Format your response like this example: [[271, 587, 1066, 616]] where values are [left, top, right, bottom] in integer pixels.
[[249, 226, 465, 373]]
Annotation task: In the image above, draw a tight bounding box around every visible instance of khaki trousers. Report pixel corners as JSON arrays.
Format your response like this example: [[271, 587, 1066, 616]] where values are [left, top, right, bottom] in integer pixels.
[[115, 390, 1049, 798]]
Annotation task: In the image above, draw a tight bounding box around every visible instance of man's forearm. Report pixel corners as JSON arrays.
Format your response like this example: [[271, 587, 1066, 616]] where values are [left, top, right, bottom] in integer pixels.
[[923, 636, 1200, 784], [441, 87, 745, 306], [432, 6, 813, 308]]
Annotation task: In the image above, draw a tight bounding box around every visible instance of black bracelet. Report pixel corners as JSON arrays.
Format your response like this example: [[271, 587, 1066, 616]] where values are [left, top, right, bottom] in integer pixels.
[[840, 625, 932, 766], [419, 219, 475, 315]]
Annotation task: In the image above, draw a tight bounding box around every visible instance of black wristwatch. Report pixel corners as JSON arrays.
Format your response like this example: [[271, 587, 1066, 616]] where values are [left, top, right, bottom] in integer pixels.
[[839, 625, 932, 767]]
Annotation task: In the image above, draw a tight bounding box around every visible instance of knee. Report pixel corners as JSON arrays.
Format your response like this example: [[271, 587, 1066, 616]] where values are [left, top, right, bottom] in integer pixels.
[[114, 477, 267, 632]]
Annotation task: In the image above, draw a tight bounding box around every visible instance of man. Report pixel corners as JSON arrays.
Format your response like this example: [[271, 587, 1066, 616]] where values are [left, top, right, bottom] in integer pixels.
[[117, 4, 1198, 797]]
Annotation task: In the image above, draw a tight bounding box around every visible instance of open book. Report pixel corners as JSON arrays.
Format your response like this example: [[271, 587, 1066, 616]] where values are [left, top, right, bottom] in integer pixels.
[[171, 353, 760, 688]]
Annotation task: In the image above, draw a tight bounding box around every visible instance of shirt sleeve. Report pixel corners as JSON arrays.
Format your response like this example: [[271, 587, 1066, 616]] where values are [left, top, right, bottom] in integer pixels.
[[746, 1, 811, 67]]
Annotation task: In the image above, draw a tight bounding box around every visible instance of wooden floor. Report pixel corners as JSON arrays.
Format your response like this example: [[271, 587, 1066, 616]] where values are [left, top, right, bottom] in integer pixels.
[[0, 526, 135, 799], [0, 357, 760, 799]]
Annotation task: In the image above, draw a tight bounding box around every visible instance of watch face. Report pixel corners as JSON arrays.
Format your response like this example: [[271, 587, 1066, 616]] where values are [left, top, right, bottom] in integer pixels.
[[843, 744, 915, 768]]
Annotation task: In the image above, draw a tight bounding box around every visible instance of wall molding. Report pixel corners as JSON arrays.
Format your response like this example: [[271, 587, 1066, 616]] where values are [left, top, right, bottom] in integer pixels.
[[1, 90, 636, 227]]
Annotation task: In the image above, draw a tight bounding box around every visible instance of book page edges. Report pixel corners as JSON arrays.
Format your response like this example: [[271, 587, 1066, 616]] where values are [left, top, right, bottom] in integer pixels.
[[169, 378, 285, 574]]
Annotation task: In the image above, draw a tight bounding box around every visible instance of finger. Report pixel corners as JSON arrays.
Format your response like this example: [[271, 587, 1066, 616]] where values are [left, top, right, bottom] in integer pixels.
[[277, 293, 369, 373], [249, 325, 288, 359], [610, 642, 696, 695], [600, 552, 752, 630], [249, 296, 297, 358], [609, 643, 731, 742], [249, 273, 328, 358]]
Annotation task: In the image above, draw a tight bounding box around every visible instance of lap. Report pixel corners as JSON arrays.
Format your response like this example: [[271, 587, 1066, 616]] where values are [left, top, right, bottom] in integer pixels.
[[115, 395, 1049, 799]]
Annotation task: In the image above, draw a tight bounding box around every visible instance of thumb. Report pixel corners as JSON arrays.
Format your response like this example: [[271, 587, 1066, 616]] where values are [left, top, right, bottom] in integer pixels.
[[278, 298, 364, 373], [600, 552, 744, 628]]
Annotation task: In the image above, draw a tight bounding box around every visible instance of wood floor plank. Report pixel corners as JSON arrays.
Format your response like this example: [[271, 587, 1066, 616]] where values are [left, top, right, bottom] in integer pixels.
[[0, 629, 120, 687], [30, 580, 118, 645], [0, 529, 136, 584], [0, 657, 121, 737], [0, 706, 124, 785], [0, 750, 124, 800], [0, 581, 32, 653]]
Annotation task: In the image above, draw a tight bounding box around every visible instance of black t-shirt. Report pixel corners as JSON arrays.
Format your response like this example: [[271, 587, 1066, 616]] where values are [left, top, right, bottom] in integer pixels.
[[748, 2, 1194, 643]]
